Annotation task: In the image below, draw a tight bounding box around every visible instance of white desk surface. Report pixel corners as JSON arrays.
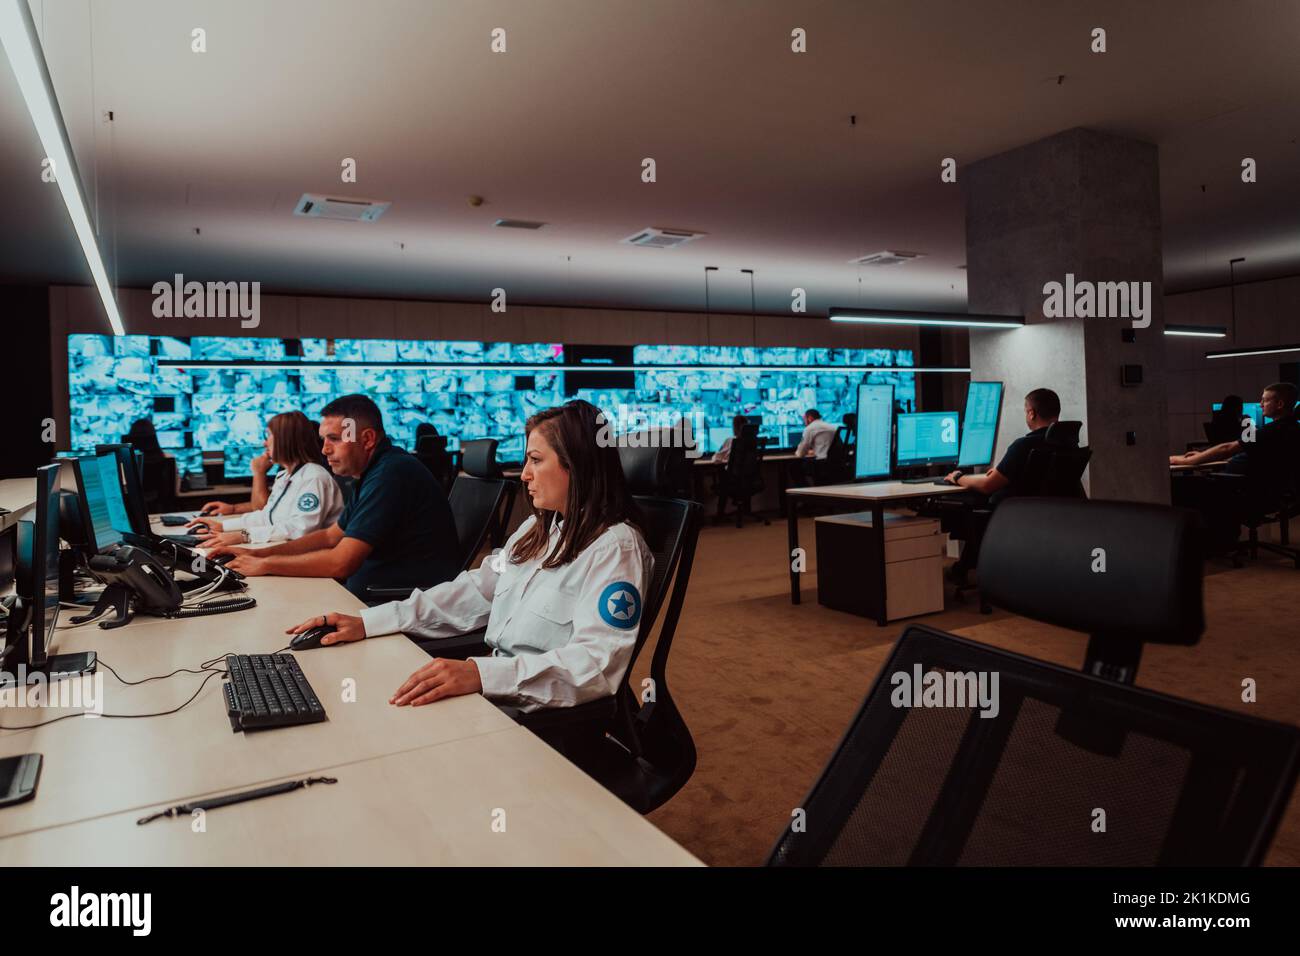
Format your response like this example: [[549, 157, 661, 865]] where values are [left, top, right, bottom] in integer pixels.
[[0, 520, 697, 865], [1169, 461, 1229, 472], [0, 477, 35, 518], [0, 573, 516, 839], [786, 480, 967, 502], [0, 727, 701, 866]]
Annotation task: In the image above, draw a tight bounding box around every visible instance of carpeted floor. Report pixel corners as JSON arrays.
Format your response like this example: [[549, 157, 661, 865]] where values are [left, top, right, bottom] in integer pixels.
[[632, 515, 1300, 866]]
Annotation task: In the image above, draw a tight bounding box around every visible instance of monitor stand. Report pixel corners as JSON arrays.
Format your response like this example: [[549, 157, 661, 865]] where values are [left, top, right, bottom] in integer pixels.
[[1, 651, 98, 686]]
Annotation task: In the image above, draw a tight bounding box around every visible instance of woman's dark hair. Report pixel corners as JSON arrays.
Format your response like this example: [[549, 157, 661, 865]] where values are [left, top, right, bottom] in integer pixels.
[[510, 401, 642, 569], [268, 411, 327, 469], [1218, 394, 1244, 418], [732, 414, 747, 435], [125, 419, 163, 458]]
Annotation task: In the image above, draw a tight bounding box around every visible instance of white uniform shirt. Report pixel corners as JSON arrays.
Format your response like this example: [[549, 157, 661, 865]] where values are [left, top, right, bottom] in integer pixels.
[[221, 463, 344, 544], [360, 515, 653, 712], [796, 419, 840, 459]]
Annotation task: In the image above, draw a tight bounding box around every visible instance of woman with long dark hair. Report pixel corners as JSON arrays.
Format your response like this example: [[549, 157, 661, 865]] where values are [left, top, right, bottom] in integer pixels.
[[287, 400, 653, 711], [191, 410, 343, 547]]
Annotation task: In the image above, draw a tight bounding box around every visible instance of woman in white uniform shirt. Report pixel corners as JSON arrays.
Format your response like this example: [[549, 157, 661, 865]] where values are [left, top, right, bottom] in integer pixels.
[[190, 411, 343, 547], [287, 400, 653, 712]]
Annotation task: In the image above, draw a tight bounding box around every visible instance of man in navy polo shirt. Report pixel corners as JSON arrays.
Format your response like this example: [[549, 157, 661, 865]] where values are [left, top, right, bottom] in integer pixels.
[[216, 394, 460, 599]]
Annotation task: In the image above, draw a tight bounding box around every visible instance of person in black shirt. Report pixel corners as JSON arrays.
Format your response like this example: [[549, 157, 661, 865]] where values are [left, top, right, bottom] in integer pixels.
[[211, 394, 461, 599], [1170, 382, 1300, 552], [945, 387, 1060, 499], [942, 388, 1061, 583]]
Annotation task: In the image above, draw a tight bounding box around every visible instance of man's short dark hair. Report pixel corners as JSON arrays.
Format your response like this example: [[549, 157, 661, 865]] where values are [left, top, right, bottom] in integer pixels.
[[320, 394, 385, 436], [1025, 388, 1061, 421], [805, 409, 821, 420], [1265, 382, 1298, 410]]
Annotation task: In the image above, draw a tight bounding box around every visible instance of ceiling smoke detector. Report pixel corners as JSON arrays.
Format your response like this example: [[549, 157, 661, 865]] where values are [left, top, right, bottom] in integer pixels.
[[293, 193, 390, 222], [622, 226, 705, 249], [493, 218, 547, 230], [850, 250, 925, 266]]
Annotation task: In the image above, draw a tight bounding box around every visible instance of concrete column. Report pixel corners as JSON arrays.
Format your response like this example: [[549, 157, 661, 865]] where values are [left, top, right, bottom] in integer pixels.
[[964, 127, 1170, 504]]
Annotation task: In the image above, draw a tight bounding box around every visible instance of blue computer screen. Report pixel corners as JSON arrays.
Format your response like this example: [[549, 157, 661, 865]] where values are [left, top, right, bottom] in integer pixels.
[[854, 384, 894, 479], [958, 381, 1004, 468], [1212, 402, 1264, 428], [897, 412, 959, 466], [68, 336, 916, 473], [76, 454, 132, 550]]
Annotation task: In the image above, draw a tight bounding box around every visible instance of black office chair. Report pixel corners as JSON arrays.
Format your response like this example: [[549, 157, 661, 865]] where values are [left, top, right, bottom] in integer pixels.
[[415, 431, 456, 494], [459, 438, 503, 479], [812, 430, 853, 486], [714, 424, 769, 527], [951, 422, 1092, 609], [365, 444, 518, 606], [769, 498, 1299, 865], [407, 444, 703, 814]]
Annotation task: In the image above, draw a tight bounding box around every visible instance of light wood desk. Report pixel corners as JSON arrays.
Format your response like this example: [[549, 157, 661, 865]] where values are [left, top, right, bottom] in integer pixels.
[[0, 520, 698, 865], [785, 481, 966, 622], [0, 727, 700, 866], [0, 477, 35, 532]]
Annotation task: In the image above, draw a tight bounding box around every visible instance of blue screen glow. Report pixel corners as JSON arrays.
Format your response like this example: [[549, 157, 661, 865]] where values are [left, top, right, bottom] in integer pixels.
[[68, 335, 915, 476]]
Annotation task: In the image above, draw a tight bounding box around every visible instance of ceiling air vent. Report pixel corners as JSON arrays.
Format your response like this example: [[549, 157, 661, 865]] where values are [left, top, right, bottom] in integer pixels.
[[622, 226, 704, 249], [293, 193, 390, 222], [494, 218, 547, 230], [850, 250, 925, 266]]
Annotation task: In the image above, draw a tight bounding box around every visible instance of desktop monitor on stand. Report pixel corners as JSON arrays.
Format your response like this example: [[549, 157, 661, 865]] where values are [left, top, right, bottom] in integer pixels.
[[1, 464, 97, 684], [854, 384, 894, 480], [896, 412, 960, 472], [957, 381, 1005, 470], [96, 443, 152, 535]]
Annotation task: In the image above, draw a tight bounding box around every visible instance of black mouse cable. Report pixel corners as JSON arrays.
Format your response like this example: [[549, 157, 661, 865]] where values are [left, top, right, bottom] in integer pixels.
[[0, 662, 227, 732]]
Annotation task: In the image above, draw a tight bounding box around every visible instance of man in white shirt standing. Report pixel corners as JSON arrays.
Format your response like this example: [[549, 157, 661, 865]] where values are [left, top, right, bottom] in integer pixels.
[[795, 409, 839, 460]]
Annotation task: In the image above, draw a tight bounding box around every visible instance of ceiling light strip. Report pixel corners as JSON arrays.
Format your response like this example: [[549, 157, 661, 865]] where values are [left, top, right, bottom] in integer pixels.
[[0, 0, 124, 335]]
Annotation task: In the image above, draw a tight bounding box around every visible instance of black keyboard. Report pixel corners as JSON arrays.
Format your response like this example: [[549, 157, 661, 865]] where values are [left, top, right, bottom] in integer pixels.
[[162, 533, 202, 546], [223, 654, 327, 732]]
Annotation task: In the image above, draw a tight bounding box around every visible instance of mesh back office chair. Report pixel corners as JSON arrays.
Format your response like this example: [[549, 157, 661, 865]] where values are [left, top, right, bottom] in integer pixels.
[[769, 498, 1299, 866], [405, 443, 702, 813], [715, 424, 768, 527]]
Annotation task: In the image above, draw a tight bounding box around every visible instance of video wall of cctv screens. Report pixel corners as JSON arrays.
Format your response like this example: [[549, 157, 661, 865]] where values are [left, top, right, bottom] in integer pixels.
[[68, 335, 916, 476]]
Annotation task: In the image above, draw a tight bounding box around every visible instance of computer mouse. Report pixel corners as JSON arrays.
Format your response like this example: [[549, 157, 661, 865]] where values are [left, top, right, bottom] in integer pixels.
[[290, 624, 337, 650], [198, 506, 220, 517], [211, 552, 234, 565], [190, 521, 211, 534]]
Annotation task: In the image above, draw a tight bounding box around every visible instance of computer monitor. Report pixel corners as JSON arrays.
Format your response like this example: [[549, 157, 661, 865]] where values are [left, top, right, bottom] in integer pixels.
[[854, 384, 894, 479], [69, 454, 133, 553], [1211, 402, 1264, 428], [96, 443, 152, 534], [896, 412, 960, 467], [2, 465, 95, 681], [958, 381, 1004, 469]]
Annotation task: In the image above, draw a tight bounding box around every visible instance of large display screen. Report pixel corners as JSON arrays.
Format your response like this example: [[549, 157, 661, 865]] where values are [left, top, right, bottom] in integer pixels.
[[69, 335, 915, 476]]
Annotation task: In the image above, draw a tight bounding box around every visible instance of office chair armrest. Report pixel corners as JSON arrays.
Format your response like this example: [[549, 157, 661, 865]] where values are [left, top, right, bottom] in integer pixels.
[[364, 585, 426, 605], [501, 695, 618, 732], [409, 629, 489, 661]]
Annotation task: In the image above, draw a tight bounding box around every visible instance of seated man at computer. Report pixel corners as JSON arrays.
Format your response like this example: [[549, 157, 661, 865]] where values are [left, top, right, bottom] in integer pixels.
[[1169, 382, 1300, 552], [208, 394, 460, 599], [942, 387, 1061, 582], [795, 409, 838, 459], [1170, 383, 1298, 471]]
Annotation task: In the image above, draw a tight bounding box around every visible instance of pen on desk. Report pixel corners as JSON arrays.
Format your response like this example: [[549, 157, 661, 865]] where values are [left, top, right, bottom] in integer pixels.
[[136, 775, 338, 824]]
